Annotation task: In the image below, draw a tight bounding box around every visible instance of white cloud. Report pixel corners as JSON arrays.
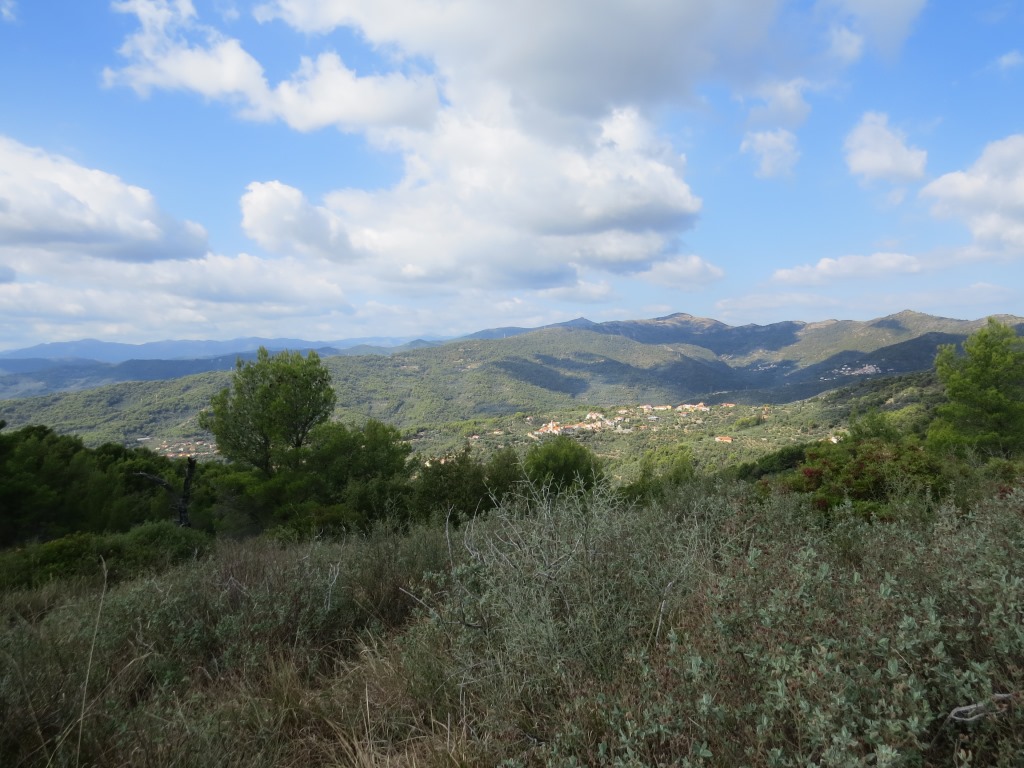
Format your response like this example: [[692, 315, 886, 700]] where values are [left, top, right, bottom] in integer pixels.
[[741, 129, 800, 178], [252, 0, 784, 119], [715, 291, 841, 316], [241, 181, 354, 261], [1, 0, 15, 22], [104, 0, 439, 133], [242, 107, 706, 290], [773, 251, 923, 284], [828, 24, 864, 64], [922, 134, 1024, 249], [825, 0, 927, 57], [844, 111, 926, 183], [0, 249, 353, 345], [636, 254, 725, 289], [92, 0, 935, 341], [536, 280, 614, 303], [0, 135, 207, 261], [995, 50, 1023, 71], [748, 79, 813, 127]]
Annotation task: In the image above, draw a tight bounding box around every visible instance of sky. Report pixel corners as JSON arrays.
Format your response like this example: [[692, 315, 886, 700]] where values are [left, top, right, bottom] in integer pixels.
[[0, 0, 1022, 350]]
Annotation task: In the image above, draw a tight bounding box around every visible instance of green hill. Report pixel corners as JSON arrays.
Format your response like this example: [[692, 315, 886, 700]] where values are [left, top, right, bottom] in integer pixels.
[[2, 311, 1020, 453]]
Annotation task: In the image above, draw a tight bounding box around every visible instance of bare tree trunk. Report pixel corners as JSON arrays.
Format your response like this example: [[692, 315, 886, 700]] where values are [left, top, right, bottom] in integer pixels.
[[135, 456, 197, 527]]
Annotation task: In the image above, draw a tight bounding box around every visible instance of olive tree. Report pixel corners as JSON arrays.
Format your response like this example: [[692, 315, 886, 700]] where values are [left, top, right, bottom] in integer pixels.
[[928, 318, 1024, 458], [199, 347, 336, 474]]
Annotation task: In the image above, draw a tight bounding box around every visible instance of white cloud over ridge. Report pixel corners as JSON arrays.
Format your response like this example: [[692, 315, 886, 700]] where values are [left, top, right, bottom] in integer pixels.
[[0, 135, 206, 261], [69, 0, 946, 344], [922, 134, 1024, 249], [0, 248, 353, 346], [637, 255, 725, 289], [773, 251, 923, 284], [844, 112, 926, 184]]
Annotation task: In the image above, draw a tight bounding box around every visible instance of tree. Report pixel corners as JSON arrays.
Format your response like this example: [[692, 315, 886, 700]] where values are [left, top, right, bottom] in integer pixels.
[[303, 419, 412, 521], [928, 319, 1024, 458], [524, 435, 603, 493], [621, 443, 695, 503], [199, 347, 336, 474], [410, 446, 489, 523]]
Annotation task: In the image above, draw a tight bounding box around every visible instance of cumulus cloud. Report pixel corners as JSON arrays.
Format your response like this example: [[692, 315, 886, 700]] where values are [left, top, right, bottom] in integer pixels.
[[104, 0, 439, 133], [536, 280, 614, 303], [241, 182, 354, 261], [844, 111, 926, 183], [241, 107, 706, 289], [741, 129, 800, 178], [93, 0, 930, 336], [636, 254, 725, 289], [0, 135, 207, 261], [748, 79, 813, 127], [0, 249, 353, 345], [773, 251, 923, 283], [252, 0, 783, 119], [922, 134, 1024, 249]]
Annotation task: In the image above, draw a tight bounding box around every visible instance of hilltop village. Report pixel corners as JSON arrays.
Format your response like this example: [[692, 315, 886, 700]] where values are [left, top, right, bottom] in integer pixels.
[[525, 402, 735, 439]]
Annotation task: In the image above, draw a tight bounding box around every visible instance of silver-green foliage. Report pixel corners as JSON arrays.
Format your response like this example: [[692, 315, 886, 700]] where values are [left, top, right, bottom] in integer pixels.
[[401, 482, 1024, 766]]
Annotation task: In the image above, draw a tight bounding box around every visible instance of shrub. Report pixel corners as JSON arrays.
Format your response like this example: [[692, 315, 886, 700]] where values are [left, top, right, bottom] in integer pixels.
[[0, 521, 211, 590], [523, 435, 603, 493]]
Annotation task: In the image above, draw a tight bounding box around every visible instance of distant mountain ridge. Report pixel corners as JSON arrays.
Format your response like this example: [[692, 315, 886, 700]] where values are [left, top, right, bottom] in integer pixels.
[[2, 311, 1022, 443], [0, 335, 434, 363]]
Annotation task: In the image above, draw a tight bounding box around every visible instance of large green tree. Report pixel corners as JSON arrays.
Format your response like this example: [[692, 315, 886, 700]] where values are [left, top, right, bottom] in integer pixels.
[[199, 347, 336, 474], [524, 435, 603, 493], [928, 318, 1024, 458]]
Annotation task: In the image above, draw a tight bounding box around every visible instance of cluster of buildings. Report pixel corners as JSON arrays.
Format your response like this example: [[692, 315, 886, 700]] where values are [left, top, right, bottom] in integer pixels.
[[527, 402, 742, 440], [818, 363, 883, 382], [137, 437, 217, 459]]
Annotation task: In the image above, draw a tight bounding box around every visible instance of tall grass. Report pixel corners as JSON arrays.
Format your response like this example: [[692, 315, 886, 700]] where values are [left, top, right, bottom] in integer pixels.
[[2, 482, 1023, 766]]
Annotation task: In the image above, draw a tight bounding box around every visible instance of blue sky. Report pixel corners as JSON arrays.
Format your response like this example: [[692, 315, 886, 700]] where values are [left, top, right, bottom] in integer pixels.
[[0, 0, 1022, 350]]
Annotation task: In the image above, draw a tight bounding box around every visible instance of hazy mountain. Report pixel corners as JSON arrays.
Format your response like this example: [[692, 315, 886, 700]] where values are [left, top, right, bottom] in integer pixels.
[[2, 311, 1022, 445], [0, 335, 430, 363]]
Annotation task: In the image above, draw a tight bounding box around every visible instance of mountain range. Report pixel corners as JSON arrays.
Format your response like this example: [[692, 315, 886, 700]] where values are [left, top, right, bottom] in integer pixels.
[[1, 310, 1021, 446]]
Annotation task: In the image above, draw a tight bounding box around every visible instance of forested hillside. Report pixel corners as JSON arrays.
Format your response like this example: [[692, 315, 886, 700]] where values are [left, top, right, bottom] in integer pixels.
[[3, 311, 1021, 452]]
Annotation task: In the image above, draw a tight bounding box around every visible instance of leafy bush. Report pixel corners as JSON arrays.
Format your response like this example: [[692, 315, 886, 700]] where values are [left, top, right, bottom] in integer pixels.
[[523, 435, 603, 493], [395, 480, 1024, 766], [781, 432, 945, 520], [0, 521, 211, 590]]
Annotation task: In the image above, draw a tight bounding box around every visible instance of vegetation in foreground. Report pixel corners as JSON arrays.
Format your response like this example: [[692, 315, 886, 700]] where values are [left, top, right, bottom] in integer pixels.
[[0, 320, 1022, 766], [2, 475, 1023, 766]]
